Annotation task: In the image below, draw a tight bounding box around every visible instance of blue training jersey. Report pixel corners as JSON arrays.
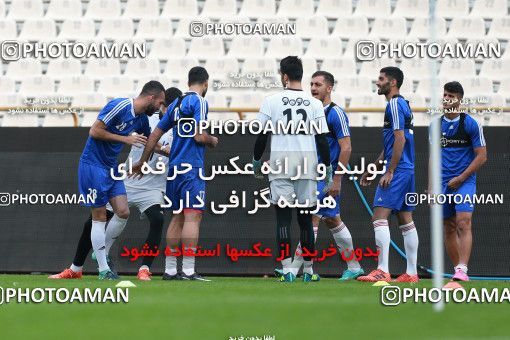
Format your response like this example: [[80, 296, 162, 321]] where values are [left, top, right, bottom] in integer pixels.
[[382, 95, 415, 171], [317, 103, 350, 168], [157, 91, 208, 168], [438, 113, 486, 183], [80, 98, 151, 169]]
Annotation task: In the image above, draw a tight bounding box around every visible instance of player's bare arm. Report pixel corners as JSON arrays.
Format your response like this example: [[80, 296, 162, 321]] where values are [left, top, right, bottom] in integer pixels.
[[379, 130, 405, 188], [329, 136, 351, 197], [448, 146, 487, 190], [360, 150, 384, 186], [90, 119, 148, 146], [194, 131, 218, 148]]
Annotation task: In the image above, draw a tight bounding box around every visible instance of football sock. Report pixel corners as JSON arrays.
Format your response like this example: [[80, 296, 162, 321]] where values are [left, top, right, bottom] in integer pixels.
[[373, 219, 390, 273], [182, 247, 196, 276], [400, 222, 419, 275], [165, 255, 177, 276], [330, 222, 361, 271], [105, 214, 128, 255], [91, 220, 109, 272]]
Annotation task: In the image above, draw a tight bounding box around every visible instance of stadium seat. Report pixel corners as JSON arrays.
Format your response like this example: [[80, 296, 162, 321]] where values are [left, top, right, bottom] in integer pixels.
[[6, 59, 42, 78], [354, 0, 391, 18], [227, 36, 264, 58], [165, 58, 199, 81], [295, 16, 329, 38], [480, 58, 510, 80], [243, 58, 278, 77], [412, 112, 432, 127], [265, 37, 303, 57], [58, 76, 94, 93], [316, 0, 352, 19], [135, 75, 173, 92], [46, 59, 82, 77], [460, 77, 494, 96], [85, 0, 121, 19], [135, 18, 173, 39], [124, 58, 160, 77], [7, 0, 43, 20], [0, 93, 22, 106], [59, 19, 96, 40], [439, 58, 476, 78], [42, 113, 76, 127], [349, 94, 386, 108], [436, 0, 469, 19], [392, 0, 429, 18], [338, 76, 373, 96], [400, 58, 437, 79], [149, 37, 186, 59], [301, 57, 317, 80], [230, 92, 265, 109], [471, 0, 508, 18], [2, 114, 40, 127], [498, 78, 510, 97], [201, 0, 237, 18], [19, 19, 56, 40], [97, 19, 134, 40], [358, 113, 385, 126], [71, 92, 106, 108], [321, 58, 356, 77], [486, 17, 510, 39], [204, 92, 228, 109], [0, 1, 4, 18], [208, 112, 241, 121], [415, 77, 447, 99], [123, 0, 159, 19], [45, 0, 82, 20], [277, 0, 314, 17], [98, 76, 135, 96], [204, 58, 239, 82], [304, 37, 342, 59], [405, 93, 425, 108], [446, 18, 486, 39], [84, 58, 121, 77], [0, 19, 17, 40], [239, 0, 276, 18], [188, 37, 224, 58], [331, 92, 346, 108], [358, 58, 396, 77], [0, 77, 15, 93], [173, 18, 209, 37], [161, 0, 198, 18], [399, 77, 414, 96], [369, 17, 407, 39], [19, 76, 55, 95], [255, 16, 292, 37], [332, 16, 369, 40], [408, 17, 446, 40]]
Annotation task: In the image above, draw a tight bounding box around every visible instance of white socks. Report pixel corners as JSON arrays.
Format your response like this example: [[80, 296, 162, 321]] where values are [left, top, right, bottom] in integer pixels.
[[330, 222, 361, 271], [400, 222, 419, 275], [455, 263, 468, 274], [70, 264, 82, 273], [290, 226, 318, 276], [303, 260, 313, 275], [182, 247, 196, 276], [165, 255, 177, 276], [105, 214, 128, 255], [91, 220, 109, 272], [373, 219, 390, 273], [282, 258, 292, 274]]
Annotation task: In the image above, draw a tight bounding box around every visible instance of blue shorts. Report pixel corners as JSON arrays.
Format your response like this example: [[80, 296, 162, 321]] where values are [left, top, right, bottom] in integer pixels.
[[316, 179, 340, 218], [78, 161, 126, 207], [442, 180, 476, 219], [373, 169, 415, 213], [166, 167, 206, 212]]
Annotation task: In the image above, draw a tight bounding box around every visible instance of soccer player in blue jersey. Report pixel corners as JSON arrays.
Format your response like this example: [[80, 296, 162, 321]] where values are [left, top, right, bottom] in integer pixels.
[[437, 81, 487, 282], [132, 67, 218, 281], [277, 71, 364, 281], [61, 81, 165, 280], [358, 67, 419, 283]]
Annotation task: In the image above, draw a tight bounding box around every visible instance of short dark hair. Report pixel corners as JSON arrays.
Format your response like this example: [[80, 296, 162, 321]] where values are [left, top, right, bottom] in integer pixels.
[[140, 80, 165, 96], [280, 56, 303, 81], [444, 81, 464, 98], [165, 87, 182, 107], [188, 66, 209, 85], [312, 70, 334, 86], [380, 66, 404, 88]]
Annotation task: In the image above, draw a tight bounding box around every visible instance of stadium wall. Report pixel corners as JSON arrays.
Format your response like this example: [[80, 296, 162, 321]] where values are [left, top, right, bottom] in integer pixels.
[[0, 127, 508, 277]]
